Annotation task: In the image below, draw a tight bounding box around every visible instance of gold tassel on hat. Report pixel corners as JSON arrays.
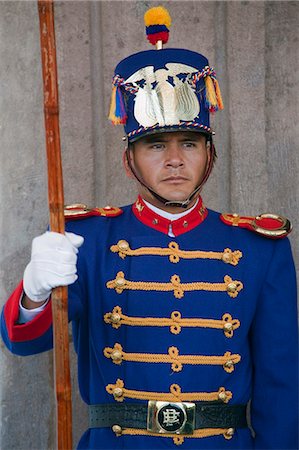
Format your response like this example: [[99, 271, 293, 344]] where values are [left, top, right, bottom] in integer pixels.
[[214, 78, 224, 110], [108, 78, 128, 125], [204, 75, 224, 112]]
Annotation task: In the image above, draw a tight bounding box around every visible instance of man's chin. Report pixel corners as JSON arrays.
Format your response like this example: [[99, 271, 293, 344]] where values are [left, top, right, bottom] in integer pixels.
[[159, 189, 192, 202], [139, 185, 197, 205]]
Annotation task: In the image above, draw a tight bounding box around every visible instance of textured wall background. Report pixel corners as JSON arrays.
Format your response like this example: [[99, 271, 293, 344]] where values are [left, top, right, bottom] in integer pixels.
[[0, 1, 298, 449]]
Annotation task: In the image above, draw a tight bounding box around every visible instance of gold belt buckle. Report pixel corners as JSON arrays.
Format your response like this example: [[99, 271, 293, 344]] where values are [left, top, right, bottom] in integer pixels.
[[147, 401, 195, 435]]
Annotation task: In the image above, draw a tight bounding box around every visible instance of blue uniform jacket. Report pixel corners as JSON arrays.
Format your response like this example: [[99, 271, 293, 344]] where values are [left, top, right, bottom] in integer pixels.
[[1, 198, 298, 449]]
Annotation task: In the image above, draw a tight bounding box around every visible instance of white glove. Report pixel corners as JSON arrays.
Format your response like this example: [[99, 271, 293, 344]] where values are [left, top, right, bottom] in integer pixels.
[[23, 231, 84, 302]]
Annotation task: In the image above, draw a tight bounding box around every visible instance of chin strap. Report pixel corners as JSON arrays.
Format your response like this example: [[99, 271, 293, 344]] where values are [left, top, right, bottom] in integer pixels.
[[126, 141, 215, 208]]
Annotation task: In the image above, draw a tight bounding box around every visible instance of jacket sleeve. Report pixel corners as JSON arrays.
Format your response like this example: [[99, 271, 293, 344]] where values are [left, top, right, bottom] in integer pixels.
[[1, 281, 53, 356], [1, 273, 85, 356], [250, 237, 298, 449]]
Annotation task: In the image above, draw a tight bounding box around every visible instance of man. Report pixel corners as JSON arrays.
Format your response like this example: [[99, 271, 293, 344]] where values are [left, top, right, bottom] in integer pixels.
[[1, 6, 298, 449]]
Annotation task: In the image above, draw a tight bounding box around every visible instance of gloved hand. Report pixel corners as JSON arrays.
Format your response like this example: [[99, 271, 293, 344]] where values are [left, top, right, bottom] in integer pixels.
[[23, 231, 84, 302]]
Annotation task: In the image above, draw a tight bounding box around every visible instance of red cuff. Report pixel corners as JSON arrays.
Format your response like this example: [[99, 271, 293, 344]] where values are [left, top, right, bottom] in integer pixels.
[[4, 281, 52, 342]]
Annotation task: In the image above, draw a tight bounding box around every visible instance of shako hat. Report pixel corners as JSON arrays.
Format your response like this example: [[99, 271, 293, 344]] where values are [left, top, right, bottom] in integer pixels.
[[109, 6, 223, 142]]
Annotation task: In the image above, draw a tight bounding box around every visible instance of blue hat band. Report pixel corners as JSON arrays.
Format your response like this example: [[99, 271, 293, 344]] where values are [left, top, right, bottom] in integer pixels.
[[127, 122, 212, 142]]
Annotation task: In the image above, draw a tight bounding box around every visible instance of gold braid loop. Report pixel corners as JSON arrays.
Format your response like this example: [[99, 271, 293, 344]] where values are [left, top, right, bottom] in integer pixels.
[[223, 351, 241, 373], [222, 248, 242, 266], [171, 275, 184, 299], [222, 313, 240, 338], [217, 386, 233, 403], [170, 311, 182, 334], [168, 346, 183, 372], [110, 240, 242, 265], [106, 272, 244, 299], [168, 241, 180, 263], [103, 343, 241, 372], [105, 379, 233, 403], [169, 383, 182, 400], [106, 378, 125, 401], [103, 343, 123, 365], [224, 276, 243, 298], [104, 306, 123, 329]]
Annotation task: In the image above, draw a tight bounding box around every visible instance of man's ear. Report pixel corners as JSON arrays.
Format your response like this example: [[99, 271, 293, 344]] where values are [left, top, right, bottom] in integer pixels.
[[123, 149, 134, 179], [206, 141, 211, 166], [207, 141, 212, 158]]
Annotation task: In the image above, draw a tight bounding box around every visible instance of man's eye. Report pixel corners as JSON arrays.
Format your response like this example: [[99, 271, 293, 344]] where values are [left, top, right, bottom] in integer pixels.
[[183, 142, 196, 148], [150, 143, 164, 150]]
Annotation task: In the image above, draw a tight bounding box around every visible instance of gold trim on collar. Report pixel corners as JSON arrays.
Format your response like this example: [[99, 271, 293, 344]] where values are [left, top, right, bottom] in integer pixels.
[[106, 379, 232, 403], [103, 343, 241, 373], [104, 306, 240, 338], [106, 272, 243, 299], [135, 198, 144, 213], [111, 240, 242, 265]]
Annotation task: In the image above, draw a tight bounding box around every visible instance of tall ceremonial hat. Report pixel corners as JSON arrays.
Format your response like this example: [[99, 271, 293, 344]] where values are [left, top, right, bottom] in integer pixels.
[[108, 6, 223, 142]]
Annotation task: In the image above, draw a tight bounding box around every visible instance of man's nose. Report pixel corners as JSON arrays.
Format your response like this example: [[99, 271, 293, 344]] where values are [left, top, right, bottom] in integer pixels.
[[165, 143, 184, 167]]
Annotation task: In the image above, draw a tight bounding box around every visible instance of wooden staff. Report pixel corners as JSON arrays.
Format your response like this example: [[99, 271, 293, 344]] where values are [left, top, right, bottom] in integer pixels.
[[37, 1, 72, 448]]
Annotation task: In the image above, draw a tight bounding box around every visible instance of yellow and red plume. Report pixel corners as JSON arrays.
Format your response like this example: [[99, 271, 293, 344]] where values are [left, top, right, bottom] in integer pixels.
[[144, 6, 171, 46]]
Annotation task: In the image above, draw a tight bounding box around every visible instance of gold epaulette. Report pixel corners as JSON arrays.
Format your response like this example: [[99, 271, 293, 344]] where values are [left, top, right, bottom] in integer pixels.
[[220, 213, 292, 239], [64, 203, 123, 220]]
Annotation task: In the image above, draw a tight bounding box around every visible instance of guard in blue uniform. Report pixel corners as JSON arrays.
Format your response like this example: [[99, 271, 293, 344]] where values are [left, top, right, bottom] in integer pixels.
[[1, 6, 298, 449]]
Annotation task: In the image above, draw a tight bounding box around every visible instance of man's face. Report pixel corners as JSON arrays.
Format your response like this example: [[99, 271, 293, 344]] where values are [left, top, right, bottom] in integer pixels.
[[125, 131, 210, 212]]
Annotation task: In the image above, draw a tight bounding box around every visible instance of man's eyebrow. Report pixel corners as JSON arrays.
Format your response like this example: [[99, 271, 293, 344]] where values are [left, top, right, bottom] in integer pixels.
[[179, 133, 203, 141], [141, 135, 167, 143], [140, 133, 204, 144]]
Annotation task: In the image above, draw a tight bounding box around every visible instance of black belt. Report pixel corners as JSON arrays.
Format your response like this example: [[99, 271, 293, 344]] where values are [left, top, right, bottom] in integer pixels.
[[89, 402, 247, 430]]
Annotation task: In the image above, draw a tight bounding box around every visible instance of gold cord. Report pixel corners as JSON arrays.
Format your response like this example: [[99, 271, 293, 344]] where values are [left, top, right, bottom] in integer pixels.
[[120, 427, 232, 445], [106, 379, 232, 403], [111, 240, 242, 266], [103, 343, 241, 373], [104, 306, 240, 338], [106, 272, 243, 299]]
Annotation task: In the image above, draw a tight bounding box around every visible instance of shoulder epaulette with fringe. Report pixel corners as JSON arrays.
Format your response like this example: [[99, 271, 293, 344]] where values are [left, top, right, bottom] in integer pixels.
[[220, 213, 292, 239], [64, 203, 123, 220]]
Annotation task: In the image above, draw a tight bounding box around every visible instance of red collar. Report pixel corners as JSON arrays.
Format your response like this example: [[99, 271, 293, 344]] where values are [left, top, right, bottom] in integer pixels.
[[132, 196, 208, 236]]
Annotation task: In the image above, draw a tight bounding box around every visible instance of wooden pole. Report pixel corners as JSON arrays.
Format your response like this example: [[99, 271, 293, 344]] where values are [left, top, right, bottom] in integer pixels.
[[37, 1, 72, 448]]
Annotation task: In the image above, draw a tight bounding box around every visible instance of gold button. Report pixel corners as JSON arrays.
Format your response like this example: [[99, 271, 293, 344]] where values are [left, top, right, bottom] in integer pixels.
[[111, 350, 122, 362], [222, 252, 232, 263], [225, 427, 235, 437], [152, 218, 158, 225], [183, 220, 188, 228], [110, 313, 121, 324], [223, 322, 233, 331], [112, 424, 122, 436], [115, 277, 125, 287], [113, 387, 123, 398], [227, 282, 237, 293], [224, 360, 233, 369], [218, 391, 227, 402], [118, 240, 129, 250], [232, 214, 239, 226]]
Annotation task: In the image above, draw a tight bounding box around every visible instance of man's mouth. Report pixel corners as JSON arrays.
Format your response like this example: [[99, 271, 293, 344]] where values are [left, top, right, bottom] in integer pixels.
[[162, 176, 189, 184]]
